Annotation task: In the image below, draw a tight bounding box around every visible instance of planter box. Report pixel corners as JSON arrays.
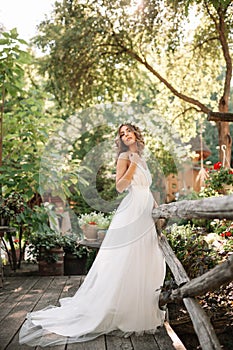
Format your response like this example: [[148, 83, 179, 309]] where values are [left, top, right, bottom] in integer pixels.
[[64, 253, 87, 275], [222, 184, 233, 194], [38, 247, 64, 276]]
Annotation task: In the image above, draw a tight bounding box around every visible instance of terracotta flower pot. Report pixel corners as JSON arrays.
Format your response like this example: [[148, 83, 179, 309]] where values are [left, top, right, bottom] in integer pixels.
[[82, 224, 98, 241]]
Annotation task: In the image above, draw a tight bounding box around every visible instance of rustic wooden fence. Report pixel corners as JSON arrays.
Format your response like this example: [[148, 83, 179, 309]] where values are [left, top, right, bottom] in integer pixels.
[[152, 194, 233, 350]]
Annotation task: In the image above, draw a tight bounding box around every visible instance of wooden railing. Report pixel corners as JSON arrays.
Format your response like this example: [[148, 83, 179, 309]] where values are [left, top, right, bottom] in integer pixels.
[[152, 194, 233, 350]]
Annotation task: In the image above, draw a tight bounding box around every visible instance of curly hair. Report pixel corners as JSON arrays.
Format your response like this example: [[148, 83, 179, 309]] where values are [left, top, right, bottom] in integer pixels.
[[115, 123, 145, 158]]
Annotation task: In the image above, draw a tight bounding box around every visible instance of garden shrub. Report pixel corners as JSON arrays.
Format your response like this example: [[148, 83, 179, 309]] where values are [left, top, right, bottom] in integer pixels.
[[166, 223, 221, 279]]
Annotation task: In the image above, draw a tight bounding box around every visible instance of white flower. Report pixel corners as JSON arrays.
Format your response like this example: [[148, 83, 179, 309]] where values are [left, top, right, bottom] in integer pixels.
[[78, 211, 113, 229]]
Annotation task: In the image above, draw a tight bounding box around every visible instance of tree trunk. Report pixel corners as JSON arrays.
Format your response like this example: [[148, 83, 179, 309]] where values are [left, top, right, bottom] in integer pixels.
[[0, 86, 4, 197], [0, 86, 3, 168], [216, 120, 232, 168], [216, 6, 232, 167]]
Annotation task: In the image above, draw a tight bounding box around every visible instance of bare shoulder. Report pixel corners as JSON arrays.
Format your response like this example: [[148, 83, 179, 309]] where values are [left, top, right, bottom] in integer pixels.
[[118, 151, 129, 160]]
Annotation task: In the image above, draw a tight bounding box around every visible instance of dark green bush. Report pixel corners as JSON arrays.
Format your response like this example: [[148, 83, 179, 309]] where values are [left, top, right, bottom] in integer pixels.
[[166, 223, 220, 279]]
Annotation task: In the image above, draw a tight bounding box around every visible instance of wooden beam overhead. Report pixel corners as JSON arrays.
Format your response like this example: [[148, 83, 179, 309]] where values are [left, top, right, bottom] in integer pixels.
[[208, 111, 233, 122]]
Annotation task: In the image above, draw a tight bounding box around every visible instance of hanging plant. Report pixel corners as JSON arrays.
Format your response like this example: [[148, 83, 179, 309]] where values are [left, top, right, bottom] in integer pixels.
[[205, 162, 233, 193]]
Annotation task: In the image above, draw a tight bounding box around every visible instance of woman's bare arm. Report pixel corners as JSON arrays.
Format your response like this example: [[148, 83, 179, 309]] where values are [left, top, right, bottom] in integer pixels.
[[116, 158, 137, 193]]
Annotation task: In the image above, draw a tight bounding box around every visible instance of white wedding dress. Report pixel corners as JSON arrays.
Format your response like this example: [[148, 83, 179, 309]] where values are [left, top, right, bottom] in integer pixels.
[[19, 157, 166, 347]]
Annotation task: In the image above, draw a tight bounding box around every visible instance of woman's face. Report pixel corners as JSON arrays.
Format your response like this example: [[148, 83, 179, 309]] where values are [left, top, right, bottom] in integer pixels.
[[119, 125, 136, 147]]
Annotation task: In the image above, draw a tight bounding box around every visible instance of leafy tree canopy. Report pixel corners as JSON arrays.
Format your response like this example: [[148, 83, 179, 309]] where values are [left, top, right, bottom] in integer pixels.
[[34, 2, 231, 101], [33, 0, 232, 148]]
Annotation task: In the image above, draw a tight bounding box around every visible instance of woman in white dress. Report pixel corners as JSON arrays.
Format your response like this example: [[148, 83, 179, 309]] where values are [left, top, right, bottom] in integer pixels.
[[19, 123, 166, 347]]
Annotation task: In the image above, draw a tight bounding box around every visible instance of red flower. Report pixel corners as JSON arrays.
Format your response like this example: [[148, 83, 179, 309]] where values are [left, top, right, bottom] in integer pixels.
[[225, 231, 232, 237], [88, 221, 97, 225], [228, 170, 233, 174], [213, 162, 222, 170], [220, 233, 225, 237]]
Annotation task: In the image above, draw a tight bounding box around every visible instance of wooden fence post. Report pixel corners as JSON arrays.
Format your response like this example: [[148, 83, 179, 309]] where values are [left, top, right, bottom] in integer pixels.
[[158, 233, 222, 350]]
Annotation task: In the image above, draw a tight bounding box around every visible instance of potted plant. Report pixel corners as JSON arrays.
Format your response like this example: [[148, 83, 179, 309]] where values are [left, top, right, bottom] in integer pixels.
[[63, 234, 89, 275], [78, 211, 115, 241], [78, 212, 102, 241], [96, 216, 110, 241], [28, 229, 65, 276], [205, 162, 233, 194]]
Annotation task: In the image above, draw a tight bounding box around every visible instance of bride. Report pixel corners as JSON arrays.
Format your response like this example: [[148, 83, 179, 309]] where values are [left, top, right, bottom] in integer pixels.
[[19, 123, 166, 347]]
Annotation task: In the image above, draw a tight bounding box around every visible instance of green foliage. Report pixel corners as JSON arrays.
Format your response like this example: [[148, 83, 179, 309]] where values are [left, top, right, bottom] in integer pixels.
[[0, 29, 32, 189], [196, 216, 233, 322], [0, 29, 64, 201], [166, 223, 219, 278], [210, 219, 233, 240], [28, 231, 64, 263], [32, 0, 231, 131], [0, 29, 30, 99], [63, 234, 89, 258], [0, 192, 26, 219], [34, 1, 138, 108], [205, 166, 233, 191], [0, 83, 63, 198], [24, 205, 64, 263], [166, 217, 232, 281], [96, 165, 118, 202], [22, 206, 90, 263]]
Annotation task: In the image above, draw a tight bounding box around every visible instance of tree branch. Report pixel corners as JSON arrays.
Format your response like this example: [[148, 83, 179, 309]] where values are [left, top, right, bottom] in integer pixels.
[[123, 48, 211, 115], [217, 9, 232, 109], [172, 106, 201, 123]]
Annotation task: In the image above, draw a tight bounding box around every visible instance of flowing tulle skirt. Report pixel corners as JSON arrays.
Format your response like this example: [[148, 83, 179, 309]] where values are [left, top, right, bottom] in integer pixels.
[[19, 185, 166, 347]]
